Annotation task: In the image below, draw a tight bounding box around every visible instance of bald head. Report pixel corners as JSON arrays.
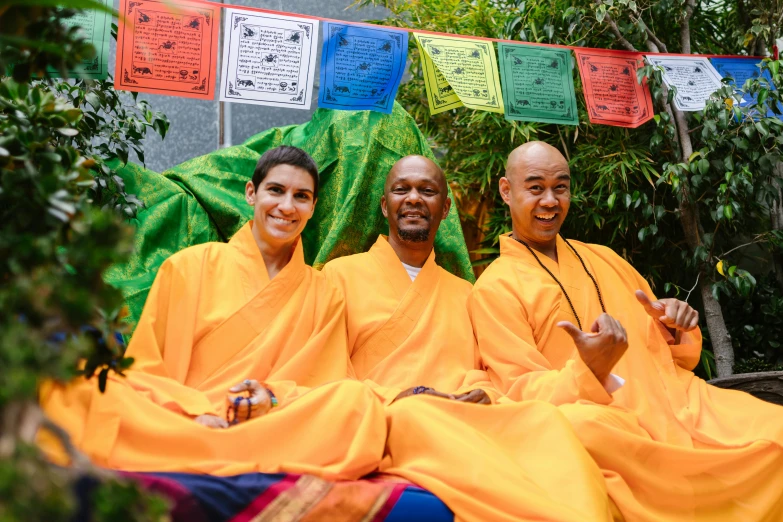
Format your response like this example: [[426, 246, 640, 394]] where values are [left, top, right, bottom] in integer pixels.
[[385, 155, 447, 194], [506, 141, 569, 181], [499, 141, 571, 258]]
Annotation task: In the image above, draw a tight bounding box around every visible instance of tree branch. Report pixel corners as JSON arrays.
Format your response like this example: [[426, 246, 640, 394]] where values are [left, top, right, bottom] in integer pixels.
[[605, 13, 638, 52], [718, 234, 769, 258], [631, 14, 668, 53], [680, 0, 696, 54], [685, 272, 700, 302]]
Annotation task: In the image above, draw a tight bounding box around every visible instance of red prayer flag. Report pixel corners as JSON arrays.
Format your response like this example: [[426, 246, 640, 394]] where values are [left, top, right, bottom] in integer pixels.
[[116, 0, 220, 100], [573, 49, 654, 128]]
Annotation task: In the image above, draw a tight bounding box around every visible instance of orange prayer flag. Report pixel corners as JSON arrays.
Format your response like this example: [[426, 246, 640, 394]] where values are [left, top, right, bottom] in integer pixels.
[[573, 48, 654, 128], [116, 0, 220, 100]]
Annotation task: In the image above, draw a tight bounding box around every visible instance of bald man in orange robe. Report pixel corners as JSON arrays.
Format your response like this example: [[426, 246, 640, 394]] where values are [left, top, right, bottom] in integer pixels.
[[325, 156, 615, 522], [470, 141, 783, 521]]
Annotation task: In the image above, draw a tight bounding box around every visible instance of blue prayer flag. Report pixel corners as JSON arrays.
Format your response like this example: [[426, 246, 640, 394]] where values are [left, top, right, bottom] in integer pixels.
[[710, 57, 781, 118], [318, 22, 408, 114]]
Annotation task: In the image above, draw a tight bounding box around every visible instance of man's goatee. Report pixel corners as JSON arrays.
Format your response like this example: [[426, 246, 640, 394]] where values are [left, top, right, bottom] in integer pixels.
[[399, 227, 430, 242]]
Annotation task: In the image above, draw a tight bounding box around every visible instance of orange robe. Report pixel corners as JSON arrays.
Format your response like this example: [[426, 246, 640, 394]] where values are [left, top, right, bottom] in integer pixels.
[[470, 234, 783, 521], [39, 222, 385, 478], [323, 235, 492, 403], [324, 235, 614, 522]]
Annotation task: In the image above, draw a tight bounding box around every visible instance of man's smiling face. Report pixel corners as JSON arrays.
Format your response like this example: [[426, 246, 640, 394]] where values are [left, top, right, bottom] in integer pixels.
[[382, 156, 450, 245], [500, 142, 571, 252]]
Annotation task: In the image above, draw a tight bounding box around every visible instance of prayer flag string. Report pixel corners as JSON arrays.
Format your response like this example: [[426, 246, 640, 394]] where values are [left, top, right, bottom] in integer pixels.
[[106, 0, 775, 121]]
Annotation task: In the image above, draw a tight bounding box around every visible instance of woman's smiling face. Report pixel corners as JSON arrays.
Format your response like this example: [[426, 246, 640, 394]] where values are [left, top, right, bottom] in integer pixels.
[[245, 164, 316, 250]]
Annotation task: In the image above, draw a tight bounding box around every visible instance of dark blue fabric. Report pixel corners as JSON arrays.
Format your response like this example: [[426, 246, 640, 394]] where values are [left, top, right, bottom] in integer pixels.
[[386, 485, 454, 522], [148, 471, 286, 521]]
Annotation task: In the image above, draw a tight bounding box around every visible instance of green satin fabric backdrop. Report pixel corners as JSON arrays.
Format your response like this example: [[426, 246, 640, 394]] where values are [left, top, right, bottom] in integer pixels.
[[105, 102, 474, 327]]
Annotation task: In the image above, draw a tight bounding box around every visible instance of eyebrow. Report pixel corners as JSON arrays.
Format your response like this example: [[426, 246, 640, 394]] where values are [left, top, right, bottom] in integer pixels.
[[523, 174, 571, 182], [391, 176, 440, 186], [265, 181, 314, 195]]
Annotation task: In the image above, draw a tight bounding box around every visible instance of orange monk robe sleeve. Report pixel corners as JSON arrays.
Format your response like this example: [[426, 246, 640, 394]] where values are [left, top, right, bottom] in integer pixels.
[[469, 278, 613, 406], [610, 249, 703, 372], [121, 257, 218, 417], [455, 369, 504, 403], [262, 284, 353, 407]]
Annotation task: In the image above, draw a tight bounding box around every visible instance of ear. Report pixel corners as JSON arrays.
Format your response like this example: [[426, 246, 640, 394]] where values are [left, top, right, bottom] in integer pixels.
[[499, 177, 512, 205], [441, 196, 452, 220], [380, 194, 388, 218], [245, 180, 256, 205]]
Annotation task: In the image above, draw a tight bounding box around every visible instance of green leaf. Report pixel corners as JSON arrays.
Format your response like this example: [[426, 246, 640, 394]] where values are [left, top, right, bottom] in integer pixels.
[[607, 192, 616, 210], [596, 4, 607, 22], [698, 158, 709, 175], [723, 205, 733, 219]]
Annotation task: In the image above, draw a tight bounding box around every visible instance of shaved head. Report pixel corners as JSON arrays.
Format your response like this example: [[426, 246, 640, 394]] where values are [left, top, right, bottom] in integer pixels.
[[385, 155, 447, 194], [499, 141, 571, 259], [506, 141, 569, 181]]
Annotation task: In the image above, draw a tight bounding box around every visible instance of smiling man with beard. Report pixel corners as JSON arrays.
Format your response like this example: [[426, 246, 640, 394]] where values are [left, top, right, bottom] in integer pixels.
[[323, 155, 616, 522], [324, 155, 494, 403], [469, 140, 783, 521]]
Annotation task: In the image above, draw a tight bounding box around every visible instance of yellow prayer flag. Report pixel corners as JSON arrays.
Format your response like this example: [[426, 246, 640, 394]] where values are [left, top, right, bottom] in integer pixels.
[[414, 33, 504, 115]]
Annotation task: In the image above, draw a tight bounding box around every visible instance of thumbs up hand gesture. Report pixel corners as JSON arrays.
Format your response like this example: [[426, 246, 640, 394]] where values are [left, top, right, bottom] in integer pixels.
[[634, 290, 699, 332], [558, 313, 628, 387]]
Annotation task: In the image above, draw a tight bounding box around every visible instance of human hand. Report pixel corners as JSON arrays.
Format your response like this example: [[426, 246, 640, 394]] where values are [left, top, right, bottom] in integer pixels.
[[453, 389, 492, 405], [634, 290, 699, 332], [226, 379, 273, 423], [558, 313, 628, 387], [392, 386, 455, 403], [194, 414, 228, 429]]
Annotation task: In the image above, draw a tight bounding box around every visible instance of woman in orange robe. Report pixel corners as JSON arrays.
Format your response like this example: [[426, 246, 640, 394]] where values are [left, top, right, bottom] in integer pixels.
[[39, 146, 385, 478]]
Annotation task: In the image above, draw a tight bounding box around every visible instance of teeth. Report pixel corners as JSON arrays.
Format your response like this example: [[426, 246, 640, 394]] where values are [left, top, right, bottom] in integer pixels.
[[536, 214, 556, 220], [270, 216, 294, 224]]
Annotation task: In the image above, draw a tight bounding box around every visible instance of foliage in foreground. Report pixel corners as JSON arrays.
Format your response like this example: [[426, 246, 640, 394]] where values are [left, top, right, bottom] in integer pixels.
[[0, 1, 170, 520]]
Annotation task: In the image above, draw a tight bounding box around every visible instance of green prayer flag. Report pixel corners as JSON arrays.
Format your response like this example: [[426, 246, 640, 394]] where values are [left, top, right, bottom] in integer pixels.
[[47, 0, 113, 79], [498, 43, 579, 125], [106, 102, 475, 329]]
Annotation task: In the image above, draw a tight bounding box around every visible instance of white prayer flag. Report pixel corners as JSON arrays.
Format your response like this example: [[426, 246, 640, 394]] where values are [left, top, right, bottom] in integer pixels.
[[645, 55, 724, 112], [220, 8, 319, 109]]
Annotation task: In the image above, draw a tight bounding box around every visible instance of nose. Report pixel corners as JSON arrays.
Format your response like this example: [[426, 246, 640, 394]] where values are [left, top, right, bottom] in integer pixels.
[[540, 189, 557, 207], [278, 193, 295, 213], [406, 189, 422, 204]]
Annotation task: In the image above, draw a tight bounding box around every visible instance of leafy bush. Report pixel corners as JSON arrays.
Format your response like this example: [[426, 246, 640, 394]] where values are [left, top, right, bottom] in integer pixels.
[[0, 2, 170, 520]]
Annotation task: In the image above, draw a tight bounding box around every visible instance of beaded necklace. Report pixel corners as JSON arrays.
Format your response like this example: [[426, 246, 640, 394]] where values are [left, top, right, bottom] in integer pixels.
[[512, 235, 606, 331]]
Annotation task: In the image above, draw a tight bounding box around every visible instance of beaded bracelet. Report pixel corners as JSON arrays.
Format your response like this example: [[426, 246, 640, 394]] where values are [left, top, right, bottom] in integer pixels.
[[225, 387, 278, 425], [265, 385, 279, 408], [412, 386, 431, 395]]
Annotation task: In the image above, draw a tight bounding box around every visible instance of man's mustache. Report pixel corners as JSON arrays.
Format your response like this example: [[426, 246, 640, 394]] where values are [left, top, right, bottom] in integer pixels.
[[397, 208, 431, 221]]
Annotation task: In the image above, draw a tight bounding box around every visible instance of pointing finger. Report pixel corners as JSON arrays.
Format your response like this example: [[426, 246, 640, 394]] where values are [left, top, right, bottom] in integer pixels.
[[635, 290, 664, 313], [557, 321, 583, 339]]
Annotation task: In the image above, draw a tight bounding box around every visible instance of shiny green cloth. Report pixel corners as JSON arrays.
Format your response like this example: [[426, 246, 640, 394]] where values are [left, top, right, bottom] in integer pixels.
[[105, 102, 474, 327]]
